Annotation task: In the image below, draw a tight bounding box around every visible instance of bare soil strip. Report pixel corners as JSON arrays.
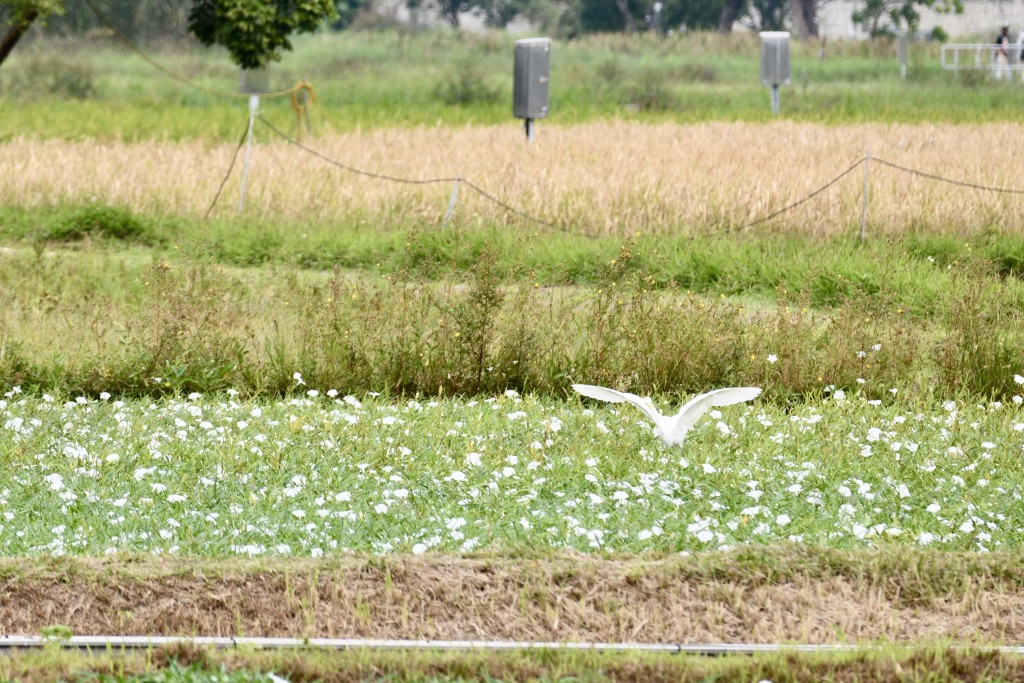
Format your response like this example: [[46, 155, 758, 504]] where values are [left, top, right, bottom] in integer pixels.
[[2, 548, 1024, 644]]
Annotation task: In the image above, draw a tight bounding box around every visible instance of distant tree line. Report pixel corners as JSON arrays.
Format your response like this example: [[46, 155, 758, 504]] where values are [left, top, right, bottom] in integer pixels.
[[1, 0, 962, 64]]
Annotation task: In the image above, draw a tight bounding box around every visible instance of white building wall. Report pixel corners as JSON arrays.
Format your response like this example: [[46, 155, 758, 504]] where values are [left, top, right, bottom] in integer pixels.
[[818, 0, 1024, 39]]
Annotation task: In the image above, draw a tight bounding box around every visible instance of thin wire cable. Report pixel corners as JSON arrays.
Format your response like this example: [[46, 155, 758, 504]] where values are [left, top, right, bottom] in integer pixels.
[[203, 121, 252, 220], [257, 115, 586, 235], [694, 157, 865, 239], [872, 156, 1024, 194], [459, 179, 580, 235], [81, 0, 304, 100], [258, 115, 460, 185]]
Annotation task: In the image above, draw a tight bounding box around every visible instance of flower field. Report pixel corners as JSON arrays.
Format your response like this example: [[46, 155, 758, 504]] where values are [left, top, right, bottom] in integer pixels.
[[4, 385, 1023, 558]]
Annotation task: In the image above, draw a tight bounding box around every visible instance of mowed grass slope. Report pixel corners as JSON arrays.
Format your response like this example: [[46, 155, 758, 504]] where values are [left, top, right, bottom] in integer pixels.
[[4, 30, 1024, 140]]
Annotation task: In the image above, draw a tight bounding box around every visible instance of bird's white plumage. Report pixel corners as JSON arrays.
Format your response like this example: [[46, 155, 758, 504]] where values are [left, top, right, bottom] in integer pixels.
[[572, 383, 761, 447]]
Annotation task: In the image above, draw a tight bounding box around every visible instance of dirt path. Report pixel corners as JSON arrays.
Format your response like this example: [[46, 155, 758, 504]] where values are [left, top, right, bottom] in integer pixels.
[[3, 550, 1024, 643]]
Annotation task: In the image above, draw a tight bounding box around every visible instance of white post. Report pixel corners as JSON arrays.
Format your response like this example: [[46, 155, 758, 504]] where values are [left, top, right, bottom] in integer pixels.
[[237, 94, 259, 213], [443, 177, 461, 225], [860, 149, 870, 242]]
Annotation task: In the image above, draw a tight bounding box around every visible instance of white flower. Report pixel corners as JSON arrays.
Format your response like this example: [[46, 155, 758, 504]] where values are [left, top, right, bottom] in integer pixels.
[[43, 474, 64, 491], [767, 354, 778, 364], [926, 503, 941, 513], [833, 389, 846, 401], [374, 503, 389, 514], [99, 392, 111, 400], [638, 529, 653, 541], [412, 543, 427, 555], [450, 470, 467, 482], [1015, 374, 1024, 385], [292, 372, 305, 385], [775, 514, 791, 526], [702, 463, 717, 474], [307, 390, 319, 398]]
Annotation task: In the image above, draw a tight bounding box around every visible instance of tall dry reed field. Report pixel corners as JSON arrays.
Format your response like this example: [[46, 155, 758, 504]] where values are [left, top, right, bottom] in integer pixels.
[[2, 121, 1023, 236]]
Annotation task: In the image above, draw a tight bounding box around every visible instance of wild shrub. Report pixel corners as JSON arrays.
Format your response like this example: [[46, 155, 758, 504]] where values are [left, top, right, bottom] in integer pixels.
[[130, 262, 252, 394], [434, 62, 501, 106], [44, 204, 152, 244], [3, 55, 95, 99], [623, 69, 677, 111], [935, 264, 1024, 398]]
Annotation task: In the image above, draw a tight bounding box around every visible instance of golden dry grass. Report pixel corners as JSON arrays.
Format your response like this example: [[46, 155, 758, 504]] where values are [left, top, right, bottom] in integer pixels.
[[2, 121, 1023, 236], [4, 552, 1024, 643]]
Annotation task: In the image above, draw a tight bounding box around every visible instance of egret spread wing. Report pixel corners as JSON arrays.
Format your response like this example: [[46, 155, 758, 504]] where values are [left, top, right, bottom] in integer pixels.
[[670, 387, 762, 439], [572, 384, 664, 426]]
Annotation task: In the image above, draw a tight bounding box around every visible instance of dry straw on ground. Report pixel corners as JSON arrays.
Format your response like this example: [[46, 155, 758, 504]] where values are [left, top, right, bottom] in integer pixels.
[[3, 554, 1024, 643], [2, 121, 1022, 236]]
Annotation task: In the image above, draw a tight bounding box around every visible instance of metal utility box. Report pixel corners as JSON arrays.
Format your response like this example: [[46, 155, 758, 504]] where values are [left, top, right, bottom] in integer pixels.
[[239, 67, 270, 94], [513, 38, 551, 120], [760, 31, 791, 86]]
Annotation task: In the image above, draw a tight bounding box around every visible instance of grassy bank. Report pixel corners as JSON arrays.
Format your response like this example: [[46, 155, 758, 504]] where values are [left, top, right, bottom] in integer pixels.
[[3, 31, 1024, 142], [6, 644, 1024, 683], [4, 225, 1024, 397]]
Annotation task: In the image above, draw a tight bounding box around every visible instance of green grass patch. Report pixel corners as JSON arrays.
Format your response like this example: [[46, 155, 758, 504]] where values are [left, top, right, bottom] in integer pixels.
[[2, 233, 1024, 397], [3, 32, 1024, 142], [6, 645, 1024, 683]]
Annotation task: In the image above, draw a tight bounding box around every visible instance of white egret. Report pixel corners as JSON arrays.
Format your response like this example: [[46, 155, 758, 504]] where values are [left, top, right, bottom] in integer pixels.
[[572, 384, 761, 448]]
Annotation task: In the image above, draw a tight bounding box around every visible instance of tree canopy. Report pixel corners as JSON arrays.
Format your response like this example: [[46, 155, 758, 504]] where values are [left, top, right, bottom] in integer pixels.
[[187, 0, 337, 69]]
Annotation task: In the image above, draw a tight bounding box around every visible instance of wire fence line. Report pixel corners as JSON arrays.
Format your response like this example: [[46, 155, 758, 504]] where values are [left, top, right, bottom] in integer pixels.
[[257, 115, 579, 235], [221, 120, 1024, 238], [77, 0, 1024, 234], [871, 156, 1024, 195]]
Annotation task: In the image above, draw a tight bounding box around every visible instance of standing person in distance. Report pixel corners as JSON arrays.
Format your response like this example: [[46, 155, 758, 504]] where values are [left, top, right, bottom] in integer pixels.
[[995, 22, 1012, 81], [1016, 24, 1024, 79]]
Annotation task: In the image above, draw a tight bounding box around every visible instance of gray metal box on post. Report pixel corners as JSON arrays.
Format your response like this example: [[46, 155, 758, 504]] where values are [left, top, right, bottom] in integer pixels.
[[513, 38, 550, 142], [759, 31, 790, 115], [239, 66, 271, 94]]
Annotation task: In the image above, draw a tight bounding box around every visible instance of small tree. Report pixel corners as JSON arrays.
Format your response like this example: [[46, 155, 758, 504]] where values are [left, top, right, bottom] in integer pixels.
[[0, 0, 62, 67], [188, 0, 337, 69], [852, 0, 962, 36]]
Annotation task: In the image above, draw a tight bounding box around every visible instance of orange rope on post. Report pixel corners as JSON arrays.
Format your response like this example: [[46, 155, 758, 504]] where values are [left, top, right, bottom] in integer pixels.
[[290, 80, 317, 141]]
